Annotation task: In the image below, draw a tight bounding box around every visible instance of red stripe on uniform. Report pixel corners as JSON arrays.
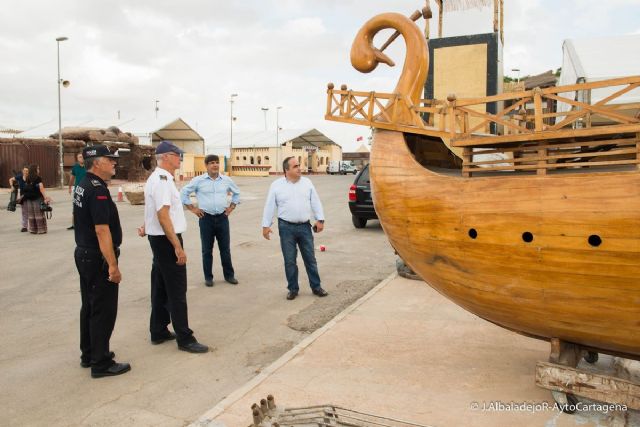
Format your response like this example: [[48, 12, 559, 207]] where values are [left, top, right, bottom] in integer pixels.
[[96, 196, 108, 200]]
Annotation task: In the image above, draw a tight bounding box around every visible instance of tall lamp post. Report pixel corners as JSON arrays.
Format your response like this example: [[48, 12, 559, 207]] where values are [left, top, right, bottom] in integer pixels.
[[261, 107, 269, 131], [276, 106, 282, 174], [511, 68, 521, 84], [56, 36, 69, 188], [229, 93, 238, 175]]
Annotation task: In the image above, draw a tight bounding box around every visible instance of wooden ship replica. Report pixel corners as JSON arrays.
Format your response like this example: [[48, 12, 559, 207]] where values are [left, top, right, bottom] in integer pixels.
[[325, 1, 640, 410]]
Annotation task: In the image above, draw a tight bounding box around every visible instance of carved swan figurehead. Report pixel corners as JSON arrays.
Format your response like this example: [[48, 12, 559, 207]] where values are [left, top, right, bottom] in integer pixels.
[[350, 12, 429, 124]]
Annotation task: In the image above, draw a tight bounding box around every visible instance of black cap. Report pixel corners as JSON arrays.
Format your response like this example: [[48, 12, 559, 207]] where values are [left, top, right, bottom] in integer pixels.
[[82, 145, 119, 159], [155, 140, 184, 155]]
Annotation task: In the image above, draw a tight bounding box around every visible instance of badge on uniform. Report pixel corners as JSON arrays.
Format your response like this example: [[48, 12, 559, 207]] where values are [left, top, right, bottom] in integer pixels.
[[160, 175, 167, 181], [91, 179, 102, 187]]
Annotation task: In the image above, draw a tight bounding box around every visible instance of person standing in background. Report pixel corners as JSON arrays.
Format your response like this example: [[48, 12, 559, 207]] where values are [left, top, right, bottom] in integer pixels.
[[22, 164, 51, 234], [68, 152, 86, 230], [180, 154, 240, 287], [9, 165, 29, 232]]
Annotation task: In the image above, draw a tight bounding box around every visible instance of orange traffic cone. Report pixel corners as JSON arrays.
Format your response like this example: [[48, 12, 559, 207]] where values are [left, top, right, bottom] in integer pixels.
[[117, 186, 123, 202]]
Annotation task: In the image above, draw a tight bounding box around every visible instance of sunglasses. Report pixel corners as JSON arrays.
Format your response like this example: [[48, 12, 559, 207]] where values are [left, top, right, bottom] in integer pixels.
[[168, 152, 184, 161]]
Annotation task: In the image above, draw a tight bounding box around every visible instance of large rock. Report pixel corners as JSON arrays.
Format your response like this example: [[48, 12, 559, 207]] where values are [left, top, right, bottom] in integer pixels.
[[123, 184, 145, 205]]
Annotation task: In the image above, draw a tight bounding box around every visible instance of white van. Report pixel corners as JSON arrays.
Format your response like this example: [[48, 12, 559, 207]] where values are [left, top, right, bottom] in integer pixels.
[[327, 160, 358, 175]]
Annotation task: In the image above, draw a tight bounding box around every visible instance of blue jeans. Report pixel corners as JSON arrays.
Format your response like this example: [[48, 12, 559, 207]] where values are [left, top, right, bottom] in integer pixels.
[[199, 213, 234, 281], [278, 219, 321, 292]]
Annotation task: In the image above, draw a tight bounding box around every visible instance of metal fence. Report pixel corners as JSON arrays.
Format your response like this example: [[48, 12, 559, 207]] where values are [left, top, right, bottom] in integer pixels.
[[0, 143, 59, 187]]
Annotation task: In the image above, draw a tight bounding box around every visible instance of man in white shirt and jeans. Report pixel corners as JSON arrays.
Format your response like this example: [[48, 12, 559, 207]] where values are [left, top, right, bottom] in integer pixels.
[[262, 156, 329, 300], [142, 140, 208, 353]]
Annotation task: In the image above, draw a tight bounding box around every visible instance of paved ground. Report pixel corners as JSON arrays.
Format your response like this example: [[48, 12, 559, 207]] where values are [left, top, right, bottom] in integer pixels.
[[0, 174, 396, 427], [203, 275, 639, 427]]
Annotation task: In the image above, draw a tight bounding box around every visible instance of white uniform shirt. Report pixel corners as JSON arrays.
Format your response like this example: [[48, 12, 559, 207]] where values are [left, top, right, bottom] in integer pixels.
[[144, 167, 187, 235], [262, 177, 325, 227]]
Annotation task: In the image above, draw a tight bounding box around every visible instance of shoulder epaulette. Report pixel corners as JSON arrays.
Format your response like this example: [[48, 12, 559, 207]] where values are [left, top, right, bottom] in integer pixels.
[[91, 179, 102, 187]]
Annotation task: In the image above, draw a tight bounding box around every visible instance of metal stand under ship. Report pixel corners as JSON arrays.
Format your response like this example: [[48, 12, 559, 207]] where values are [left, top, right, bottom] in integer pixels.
[[325, 8, 640, 409]]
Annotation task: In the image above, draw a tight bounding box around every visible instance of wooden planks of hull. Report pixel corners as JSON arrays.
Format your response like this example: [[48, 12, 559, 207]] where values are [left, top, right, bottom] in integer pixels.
[[370, 129, 640, 358]]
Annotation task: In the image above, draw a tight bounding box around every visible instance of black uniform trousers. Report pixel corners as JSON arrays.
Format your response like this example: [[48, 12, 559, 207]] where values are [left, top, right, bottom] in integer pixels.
[[148, 234, 195, 346], [75, 247, 119, 369]]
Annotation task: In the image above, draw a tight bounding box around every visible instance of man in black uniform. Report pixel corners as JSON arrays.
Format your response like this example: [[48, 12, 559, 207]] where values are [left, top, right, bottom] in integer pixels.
[[73, 145, 131, 378]]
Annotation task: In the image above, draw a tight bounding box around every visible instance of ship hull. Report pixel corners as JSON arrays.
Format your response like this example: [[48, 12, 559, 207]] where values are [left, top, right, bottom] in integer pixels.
[[371, 130, 640, 358]]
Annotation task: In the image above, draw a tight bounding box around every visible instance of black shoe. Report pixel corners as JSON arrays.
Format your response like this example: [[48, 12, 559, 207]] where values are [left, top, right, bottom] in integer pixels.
[[205, 279, 214, 287], [151, 331, 176, 345], [312, 287, 329, 297], [225, 277, 239, 285], [67, 225, 74, 230], [20, 228, 27, 232], [91, 362, 131, 378], [81, 351, 115, 368], [178, 341, 209, 353], [286, 291, 298, 300]]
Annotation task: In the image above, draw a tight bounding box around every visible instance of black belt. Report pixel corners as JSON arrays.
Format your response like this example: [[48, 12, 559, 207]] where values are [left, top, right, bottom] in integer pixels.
[[204, 212, 226, 217], [278, 218, 310, 225], [76, 246, 120, 257]]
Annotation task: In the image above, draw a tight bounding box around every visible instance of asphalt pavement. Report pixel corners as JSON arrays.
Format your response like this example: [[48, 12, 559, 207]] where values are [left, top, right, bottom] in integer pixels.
[[0, 174, 396, 426]]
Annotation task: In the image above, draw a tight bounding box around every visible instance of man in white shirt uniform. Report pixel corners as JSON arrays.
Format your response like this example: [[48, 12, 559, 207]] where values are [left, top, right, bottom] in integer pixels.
[[262, 156, 329, 300], [143, 140, 208, 353]]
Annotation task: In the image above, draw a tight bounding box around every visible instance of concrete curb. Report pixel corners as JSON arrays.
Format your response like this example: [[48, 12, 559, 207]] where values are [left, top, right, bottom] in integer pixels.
[[190, 272, 399, 426]]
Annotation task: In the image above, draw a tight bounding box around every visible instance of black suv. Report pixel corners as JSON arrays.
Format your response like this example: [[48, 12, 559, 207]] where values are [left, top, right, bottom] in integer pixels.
[[348, 163, 378, 228]]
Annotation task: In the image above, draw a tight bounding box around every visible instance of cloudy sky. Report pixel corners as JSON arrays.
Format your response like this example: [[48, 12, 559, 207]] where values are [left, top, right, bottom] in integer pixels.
[[1, 0, 639, 151]]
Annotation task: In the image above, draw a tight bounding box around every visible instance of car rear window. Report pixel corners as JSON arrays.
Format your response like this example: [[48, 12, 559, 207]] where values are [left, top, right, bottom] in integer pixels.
[[357, 165, 370, 184]]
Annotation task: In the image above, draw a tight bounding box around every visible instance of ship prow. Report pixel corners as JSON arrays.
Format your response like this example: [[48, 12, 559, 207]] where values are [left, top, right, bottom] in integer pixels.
[[326, 10, 640, 359]]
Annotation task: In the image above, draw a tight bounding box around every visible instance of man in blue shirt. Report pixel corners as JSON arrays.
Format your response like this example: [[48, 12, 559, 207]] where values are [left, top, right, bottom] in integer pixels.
[[262, 156, 328, 300], [181, 154, 240, 287]]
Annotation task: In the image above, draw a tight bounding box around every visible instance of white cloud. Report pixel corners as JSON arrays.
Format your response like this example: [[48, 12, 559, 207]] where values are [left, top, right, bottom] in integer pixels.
[[1, 0, 640, 151], [282, 17, 327, 36]]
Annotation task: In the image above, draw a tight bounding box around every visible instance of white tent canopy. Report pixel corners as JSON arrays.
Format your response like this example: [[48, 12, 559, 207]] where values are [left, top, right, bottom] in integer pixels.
[[558, 34, 640, 115]]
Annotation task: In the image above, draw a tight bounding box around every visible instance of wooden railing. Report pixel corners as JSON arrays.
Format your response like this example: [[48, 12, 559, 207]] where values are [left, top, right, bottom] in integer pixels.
[[325, 76, 640, 176]]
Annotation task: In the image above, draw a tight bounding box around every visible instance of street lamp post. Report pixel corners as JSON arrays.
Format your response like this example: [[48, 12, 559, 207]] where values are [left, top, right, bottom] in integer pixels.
[[511, 68, 521, 83], [261, 107, 269, 131], [229, 93, 238, 175], [56, 36, 68, 188], [276, 106, 282, 174]]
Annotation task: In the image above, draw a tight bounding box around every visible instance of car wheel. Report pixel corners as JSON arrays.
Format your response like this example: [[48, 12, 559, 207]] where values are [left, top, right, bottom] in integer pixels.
[[352, 215, 367, 228]]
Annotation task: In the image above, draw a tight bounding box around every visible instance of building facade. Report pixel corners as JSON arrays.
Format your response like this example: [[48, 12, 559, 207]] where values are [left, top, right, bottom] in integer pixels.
[[208, 129, 342, 177]]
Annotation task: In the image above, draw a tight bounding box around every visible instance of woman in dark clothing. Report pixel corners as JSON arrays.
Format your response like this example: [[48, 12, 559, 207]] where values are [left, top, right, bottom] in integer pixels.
[[22, 164, 52, 234]]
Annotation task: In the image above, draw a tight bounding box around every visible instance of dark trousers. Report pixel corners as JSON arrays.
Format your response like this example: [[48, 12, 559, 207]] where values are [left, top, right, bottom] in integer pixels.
[[148, 234, 195, 346], [199, 213, 234, 281], [75, 247, 119, 369], [278, 219, 322, 292]]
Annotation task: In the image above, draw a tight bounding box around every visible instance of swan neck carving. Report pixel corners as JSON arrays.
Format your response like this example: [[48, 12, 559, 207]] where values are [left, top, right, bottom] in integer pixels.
[[350, 12, 429, 115]]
